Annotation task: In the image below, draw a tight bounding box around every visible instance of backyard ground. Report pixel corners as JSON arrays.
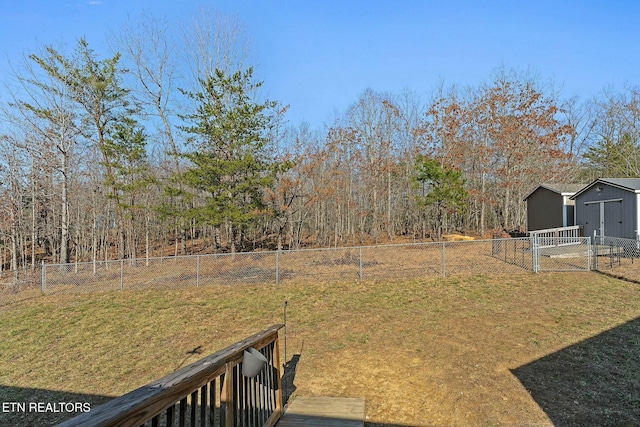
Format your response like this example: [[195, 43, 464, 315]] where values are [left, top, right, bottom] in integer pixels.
[[1, 271, 639, 426], [2, 237, 590, 303]]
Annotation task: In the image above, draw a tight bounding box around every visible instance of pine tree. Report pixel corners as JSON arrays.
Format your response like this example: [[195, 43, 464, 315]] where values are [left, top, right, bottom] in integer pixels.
[[414, 156, 467, 240], [178, 68, 283, 252], [583, 133, 640, 178]]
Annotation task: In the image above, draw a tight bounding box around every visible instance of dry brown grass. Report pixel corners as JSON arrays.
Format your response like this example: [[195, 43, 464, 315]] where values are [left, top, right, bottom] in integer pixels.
[[442, 234, 475, 241], [1, 272, 639, 426], [595, 253, 640, 284], [31, 240, 543, 297]]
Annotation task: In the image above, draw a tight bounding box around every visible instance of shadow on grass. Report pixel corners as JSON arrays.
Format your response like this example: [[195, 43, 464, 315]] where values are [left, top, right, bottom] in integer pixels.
[[282, 353, 300, 406], [0, 384, 112, 426], [512, 316, 640, 427]]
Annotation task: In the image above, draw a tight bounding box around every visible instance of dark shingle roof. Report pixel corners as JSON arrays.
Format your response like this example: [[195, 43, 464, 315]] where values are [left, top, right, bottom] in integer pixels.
[[523, 183, 585, 201], [540, 183, 586, 194], [570, 178, 640, 199], [599, 178, 640, 191]]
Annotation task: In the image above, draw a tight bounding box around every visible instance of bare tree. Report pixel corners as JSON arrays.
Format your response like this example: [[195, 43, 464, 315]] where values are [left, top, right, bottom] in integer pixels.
[[0, 133, 29, 278], [5, 53, 84, 265], [583, 86, 640, 178], [181, 7, 253, 86], [27, 38, 138, 259]]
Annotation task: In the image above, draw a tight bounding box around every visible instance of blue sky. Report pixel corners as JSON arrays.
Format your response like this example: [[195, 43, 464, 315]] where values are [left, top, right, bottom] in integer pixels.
[[1, 1, 639, 129]]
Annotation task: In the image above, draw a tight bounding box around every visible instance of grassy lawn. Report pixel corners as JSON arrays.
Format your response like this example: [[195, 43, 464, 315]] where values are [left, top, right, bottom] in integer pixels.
[[1, 272, 639, 426]]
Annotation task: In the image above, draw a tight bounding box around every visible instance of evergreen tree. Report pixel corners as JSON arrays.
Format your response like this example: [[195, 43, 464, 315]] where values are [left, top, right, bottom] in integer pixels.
[[583, 133, 640, 178], [178, 68, 283, 252], [414, 156, 467, 240], [103, 117, 151, 259]]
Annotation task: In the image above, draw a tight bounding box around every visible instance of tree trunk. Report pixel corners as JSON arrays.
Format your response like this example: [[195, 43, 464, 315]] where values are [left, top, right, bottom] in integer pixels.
[[504, 186, 511, 230], [387, 169, 393, 241], [92, 214, 97, 275], [145, 212, 150, 266], [10, 205, 19, 281], [31, 172, 37, 269], [480, 171, 486, 236], [60, 154, 70, 264]]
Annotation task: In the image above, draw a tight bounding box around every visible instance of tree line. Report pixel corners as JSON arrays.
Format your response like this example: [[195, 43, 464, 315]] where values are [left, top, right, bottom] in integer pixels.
[[1, 10, 639, 274]]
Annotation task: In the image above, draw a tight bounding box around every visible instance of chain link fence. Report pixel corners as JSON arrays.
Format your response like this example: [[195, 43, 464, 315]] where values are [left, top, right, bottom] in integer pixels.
[[1, 236, 598, 301], [534, 237, 592, 272], [594, 235, 640, 282], [0, 268, 42, 306]]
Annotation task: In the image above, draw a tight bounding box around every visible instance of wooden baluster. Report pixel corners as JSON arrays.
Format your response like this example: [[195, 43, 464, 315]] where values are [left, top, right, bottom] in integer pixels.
[[200, 384, 207, 427], [191, 390, 198, 426], [180, 397, 187, 427], [166, 404, 175, 427], [209, 379, 217, 427]]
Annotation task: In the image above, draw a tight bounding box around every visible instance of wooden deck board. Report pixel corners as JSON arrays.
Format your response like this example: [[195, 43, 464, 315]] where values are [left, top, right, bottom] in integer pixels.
[[277, 397, 365, 427]]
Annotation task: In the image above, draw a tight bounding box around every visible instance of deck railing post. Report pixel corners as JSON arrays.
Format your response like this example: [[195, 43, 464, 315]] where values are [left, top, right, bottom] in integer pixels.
[[222, 362, 234, 427], [273, 332, 283, 417]]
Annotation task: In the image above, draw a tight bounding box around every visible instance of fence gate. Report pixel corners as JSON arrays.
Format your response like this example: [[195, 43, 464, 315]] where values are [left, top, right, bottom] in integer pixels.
[[533, 236, 592, 272]]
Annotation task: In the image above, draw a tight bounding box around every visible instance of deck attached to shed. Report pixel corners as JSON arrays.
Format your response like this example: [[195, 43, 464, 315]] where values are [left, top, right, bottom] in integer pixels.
[[277, 397, 365, 427]]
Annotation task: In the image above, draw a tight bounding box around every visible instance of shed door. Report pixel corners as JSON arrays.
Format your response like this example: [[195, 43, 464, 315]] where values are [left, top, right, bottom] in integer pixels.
[[584, 199, 623, 237], [603, 199, 623, 237], [583, 203, 599, 238]]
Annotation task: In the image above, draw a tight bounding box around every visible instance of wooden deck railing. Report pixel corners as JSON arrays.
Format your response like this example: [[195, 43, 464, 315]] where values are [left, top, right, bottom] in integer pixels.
[[58, 324, 284, 427]]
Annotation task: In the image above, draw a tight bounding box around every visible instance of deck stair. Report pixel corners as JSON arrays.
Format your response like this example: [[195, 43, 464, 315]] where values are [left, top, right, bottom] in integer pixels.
[[277, 397, 365, 427]]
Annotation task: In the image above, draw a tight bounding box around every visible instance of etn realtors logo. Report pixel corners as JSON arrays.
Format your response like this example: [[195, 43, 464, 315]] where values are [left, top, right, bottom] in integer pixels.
[[2, 401, 91, 413]]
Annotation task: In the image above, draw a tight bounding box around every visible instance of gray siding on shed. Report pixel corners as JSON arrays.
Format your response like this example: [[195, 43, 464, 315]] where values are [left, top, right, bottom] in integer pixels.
[[574, 183, 638, 239], [526, 187, 564, 231]]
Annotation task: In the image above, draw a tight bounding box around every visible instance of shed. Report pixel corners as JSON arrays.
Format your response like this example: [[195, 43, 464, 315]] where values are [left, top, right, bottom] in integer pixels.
[[523, 183, 584, 232], [571, 178, 640, 239]]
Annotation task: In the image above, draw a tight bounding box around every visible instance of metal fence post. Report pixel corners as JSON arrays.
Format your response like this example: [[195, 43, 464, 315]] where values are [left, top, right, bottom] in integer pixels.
[[275, 251, 279, 285], [504, 239, 508, 264], [533, 234, 540, 273], [593, 230, 598, 271], [196, 255, 200, 287], [359, 247, 363, 283], [442, 242, 446, 277], [531, 235, 539, 273], [120, 259, 124, 291], [41, 260, 46, 295], [587, 236, 592, 271]]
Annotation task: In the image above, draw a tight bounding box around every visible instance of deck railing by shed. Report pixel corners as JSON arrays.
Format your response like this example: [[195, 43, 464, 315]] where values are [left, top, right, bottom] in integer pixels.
[[530, 225, 583, 248], [58, 324, 284, 427]]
